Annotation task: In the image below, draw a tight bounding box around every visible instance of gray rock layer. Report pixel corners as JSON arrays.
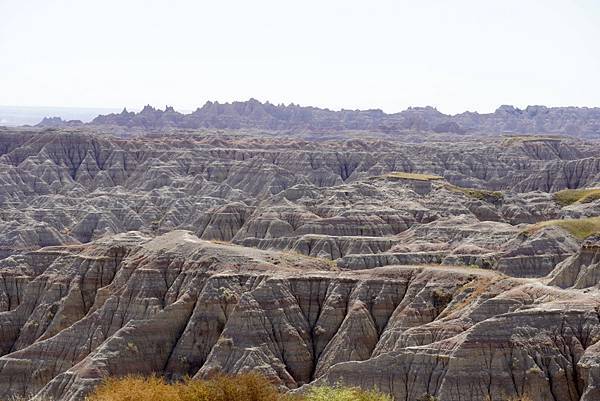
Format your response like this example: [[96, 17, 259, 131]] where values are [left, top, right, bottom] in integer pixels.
[[0, 232, 598, 401]]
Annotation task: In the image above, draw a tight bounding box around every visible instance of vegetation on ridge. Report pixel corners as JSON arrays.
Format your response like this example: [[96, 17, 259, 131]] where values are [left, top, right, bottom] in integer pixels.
[[524, 216, 600, 240], [553, 188, 600, 206], [383, 171, 443, 181], [444, 184, 504, 201], [501, 135, 562, 146]]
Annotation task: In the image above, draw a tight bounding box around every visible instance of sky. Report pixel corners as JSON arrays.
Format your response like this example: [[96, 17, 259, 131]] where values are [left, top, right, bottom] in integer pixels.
[[1, 0, 600, 115]]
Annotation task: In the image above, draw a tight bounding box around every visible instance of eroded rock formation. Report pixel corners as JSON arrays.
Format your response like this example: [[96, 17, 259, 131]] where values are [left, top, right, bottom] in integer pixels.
[[0, 127, 599, 400], [79, 100, 600, 138]]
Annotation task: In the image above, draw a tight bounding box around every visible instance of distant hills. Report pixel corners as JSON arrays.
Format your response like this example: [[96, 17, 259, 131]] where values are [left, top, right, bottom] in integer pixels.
[[0, 105, 119, 127], [32, 99, 600, 137]]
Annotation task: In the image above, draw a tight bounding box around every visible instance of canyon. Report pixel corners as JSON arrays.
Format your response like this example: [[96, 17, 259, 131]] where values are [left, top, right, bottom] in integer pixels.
[[0, 123, 599, 401]]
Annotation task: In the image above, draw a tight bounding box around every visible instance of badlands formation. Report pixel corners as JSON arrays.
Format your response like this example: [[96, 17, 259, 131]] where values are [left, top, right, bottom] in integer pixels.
[[0, 121, 599, 401]]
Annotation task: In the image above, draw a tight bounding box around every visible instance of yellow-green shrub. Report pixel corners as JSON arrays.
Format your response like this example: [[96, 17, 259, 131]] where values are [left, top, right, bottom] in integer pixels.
[[86, 373, 290, 401], [87, 375, 180, 401], [85, 375, 393, 401]]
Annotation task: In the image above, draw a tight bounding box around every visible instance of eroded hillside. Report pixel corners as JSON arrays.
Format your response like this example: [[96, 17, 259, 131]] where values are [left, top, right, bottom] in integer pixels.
[[0, 128, 600, 400]]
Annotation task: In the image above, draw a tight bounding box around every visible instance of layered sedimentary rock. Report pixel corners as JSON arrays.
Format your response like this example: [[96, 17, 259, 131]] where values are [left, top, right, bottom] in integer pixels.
[[1, 128, 598, 263], [0, 232, 598, 401], [0, 128, 599, 400], [549, 235, 600, 289]]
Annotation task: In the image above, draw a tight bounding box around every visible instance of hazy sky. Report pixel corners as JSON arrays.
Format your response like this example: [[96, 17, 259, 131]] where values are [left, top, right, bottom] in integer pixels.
[[2, 0, 600, 114]]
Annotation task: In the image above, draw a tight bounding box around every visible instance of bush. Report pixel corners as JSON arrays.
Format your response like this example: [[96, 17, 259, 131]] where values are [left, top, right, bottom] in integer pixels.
[[87, 375, 180, 401], [86, 373, 290, 401], [85, 374, 392, 401]]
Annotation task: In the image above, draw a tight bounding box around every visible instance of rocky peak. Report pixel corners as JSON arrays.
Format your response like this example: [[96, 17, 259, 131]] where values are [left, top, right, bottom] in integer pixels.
[[140, 105, 156, 114], [495, 104, 520, 114], [73, 100, 600, 137], [36, 116, 83, 127]]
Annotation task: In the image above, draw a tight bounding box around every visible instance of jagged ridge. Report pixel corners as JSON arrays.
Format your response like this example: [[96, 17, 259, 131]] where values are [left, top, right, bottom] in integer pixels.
[[34, 99, 600, 137]]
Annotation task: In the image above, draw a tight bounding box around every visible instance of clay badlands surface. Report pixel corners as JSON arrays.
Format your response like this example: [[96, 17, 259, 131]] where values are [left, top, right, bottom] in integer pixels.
[[1, 115, 600, 401]]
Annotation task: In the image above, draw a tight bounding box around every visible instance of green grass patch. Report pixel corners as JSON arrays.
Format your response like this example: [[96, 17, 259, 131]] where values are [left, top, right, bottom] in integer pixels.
[[524, 217, 600, 240], [553, 188, 600, 206], [444, 184, 504, 201], [383, 172, 443, 181]]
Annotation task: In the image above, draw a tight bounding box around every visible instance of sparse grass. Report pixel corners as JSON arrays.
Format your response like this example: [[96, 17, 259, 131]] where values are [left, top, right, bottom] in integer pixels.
[[282, 250, 338, 269], [383, 172, 443, 181], [553, 188, 600, 206], [304, 385, 391, 401], [524, 217, 600, 240], [444, 184, 503, 201], [439, 277, 494, 318], [85, 374, 392, 401], [501, 135, 561, 146]]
